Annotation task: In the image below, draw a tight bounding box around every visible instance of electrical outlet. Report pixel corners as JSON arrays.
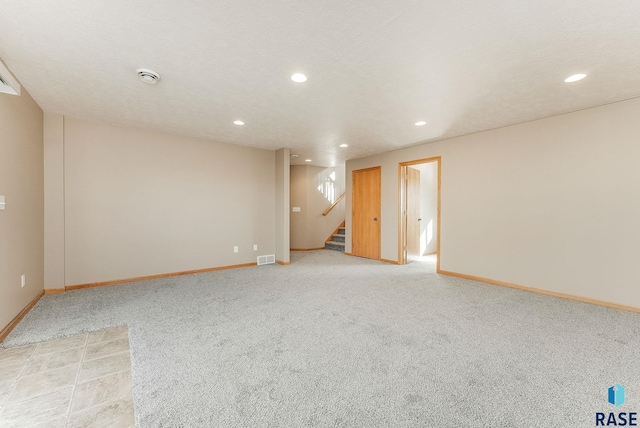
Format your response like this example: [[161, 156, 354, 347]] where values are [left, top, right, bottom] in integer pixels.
[[233, 246, 238, 253], [21, 274, 25, 288], [253, 244, 258, 251]]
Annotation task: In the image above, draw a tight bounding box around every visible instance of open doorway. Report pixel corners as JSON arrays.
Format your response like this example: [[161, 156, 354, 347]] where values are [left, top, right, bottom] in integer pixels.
[[398, 157, 440, 270]]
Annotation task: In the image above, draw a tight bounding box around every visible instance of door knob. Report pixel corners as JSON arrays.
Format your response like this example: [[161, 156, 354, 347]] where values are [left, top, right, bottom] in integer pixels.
[[373, 217, 378, 221], [418, 218, 422, 221]]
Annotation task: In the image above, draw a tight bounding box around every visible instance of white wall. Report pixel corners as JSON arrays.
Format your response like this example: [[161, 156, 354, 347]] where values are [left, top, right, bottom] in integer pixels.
[[414, 163, 437, 256], [346, 97, 640, 308], [0, 88, 44, 330], [61, 118, 276, 285]]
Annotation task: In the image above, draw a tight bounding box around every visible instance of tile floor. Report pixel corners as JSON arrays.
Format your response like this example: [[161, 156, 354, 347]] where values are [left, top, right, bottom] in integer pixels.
[[0, 326, 135, 427]]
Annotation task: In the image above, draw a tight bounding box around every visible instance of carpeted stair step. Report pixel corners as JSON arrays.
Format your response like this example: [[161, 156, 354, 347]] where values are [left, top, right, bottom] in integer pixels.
[[325, 223, 346, 252], [332, 234, 345, 243], [325, 241, 345, 252]]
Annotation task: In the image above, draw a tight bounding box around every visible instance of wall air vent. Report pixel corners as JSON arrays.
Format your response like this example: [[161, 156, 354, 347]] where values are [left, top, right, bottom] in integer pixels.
[[0, 60, 21, 96], [257, 254, 276, 266]]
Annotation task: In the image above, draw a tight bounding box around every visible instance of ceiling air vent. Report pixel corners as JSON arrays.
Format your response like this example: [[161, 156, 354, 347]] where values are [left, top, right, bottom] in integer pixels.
[[257, 254, 276, 266], [136, 68, 160, 84], [0, 61, 20, 96]]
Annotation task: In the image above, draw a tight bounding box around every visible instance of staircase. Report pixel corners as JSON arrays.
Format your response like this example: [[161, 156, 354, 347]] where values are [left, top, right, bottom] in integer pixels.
[[325, 222, 345, 252]]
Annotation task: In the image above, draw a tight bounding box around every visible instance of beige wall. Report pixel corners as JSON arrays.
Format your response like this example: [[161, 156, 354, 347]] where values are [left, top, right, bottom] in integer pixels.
[[0, 89, 44, 330], [62, 118, 276, 285], [290, 165, 345, 249], [346, 97, 640, 308], [44, 113, 65, 290], [289, 166, 308, 249]]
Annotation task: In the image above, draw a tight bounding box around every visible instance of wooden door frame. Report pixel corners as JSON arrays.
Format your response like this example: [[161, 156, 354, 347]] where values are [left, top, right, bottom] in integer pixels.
[[398, 157, 441, 271], [352, 166, 382, 260]]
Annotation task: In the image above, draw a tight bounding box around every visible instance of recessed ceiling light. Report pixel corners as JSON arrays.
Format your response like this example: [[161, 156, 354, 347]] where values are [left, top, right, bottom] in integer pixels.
[[233, 120, 245, 125], [291, 73, 307, 83], [290, 154, 299, 159], [305, 159, 312, 162], [339, 144, 349, 148], [415, 121, 427, 126], [564, 73, 587, 83]]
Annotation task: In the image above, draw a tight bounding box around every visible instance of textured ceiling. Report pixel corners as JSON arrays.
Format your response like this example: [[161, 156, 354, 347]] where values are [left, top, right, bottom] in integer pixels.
[[1, 0, 640, 166]]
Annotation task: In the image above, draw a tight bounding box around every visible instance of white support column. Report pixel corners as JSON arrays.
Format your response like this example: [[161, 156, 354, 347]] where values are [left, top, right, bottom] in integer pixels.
[[275, 148, 290, 264]]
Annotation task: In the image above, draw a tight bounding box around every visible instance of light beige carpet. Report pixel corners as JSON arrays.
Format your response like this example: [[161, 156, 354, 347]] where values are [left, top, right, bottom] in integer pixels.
[[2, 250, 639, 427]]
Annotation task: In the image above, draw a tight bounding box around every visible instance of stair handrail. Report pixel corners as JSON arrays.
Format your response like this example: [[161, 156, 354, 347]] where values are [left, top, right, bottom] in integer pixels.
[[322, 192, 345, 216]]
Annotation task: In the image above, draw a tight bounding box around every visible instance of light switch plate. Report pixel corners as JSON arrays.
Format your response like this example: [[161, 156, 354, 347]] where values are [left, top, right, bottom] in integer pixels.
[[292, 207, 301, 212], [0, 195, 5, 210]]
